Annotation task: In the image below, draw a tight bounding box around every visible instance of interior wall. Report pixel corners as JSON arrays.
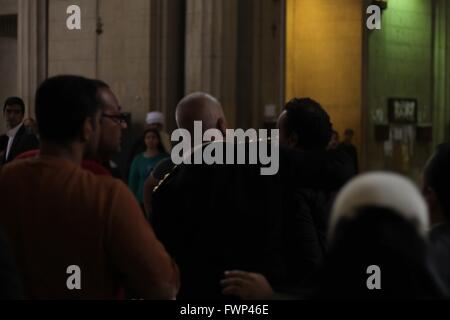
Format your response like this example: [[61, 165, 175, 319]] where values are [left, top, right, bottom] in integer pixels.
[[285, 0, 363, 154], [0, 36, 17, 133], [366, 0, 433, 179], [0, 0, 18, 133]]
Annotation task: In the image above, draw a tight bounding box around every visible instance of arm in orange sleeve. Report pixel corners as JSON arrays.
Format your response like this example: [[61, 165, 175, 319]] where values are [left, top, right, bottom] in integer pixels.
[[105, 181, 180, 299]]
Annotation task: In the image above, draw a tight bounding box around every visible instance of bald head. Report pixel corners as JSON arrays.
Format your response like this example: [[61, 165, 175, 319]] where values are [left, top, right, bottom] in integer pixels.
[[176, 92, 227, 135]]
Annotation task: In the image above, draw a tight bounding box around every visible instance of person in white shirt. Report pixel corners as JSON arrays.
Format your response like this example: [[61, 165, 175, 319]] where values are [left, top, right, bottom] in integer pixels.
[[0, 97, 39, 164]]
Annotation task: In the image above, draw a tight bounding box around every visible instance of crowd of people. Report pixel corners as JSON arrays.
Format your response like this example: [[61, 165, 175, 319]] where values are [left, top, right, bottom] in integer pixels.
[[0, 75, 449, 300]]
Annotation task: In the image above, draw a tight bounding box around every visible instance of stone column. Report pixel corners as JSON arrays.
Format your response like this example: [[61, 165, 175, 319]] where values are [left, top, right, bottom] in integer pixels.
[[17, 0, 47, 116], [149, 0, 185, 131], [236, 0, 284, 129], [185, 0, 238, 127]]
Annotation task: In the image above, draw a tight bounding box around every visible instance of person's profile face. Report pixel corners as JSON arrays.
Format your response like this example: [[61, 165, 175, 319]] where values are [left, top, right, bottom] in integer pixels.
[[4, 104, 25, 129], [98, 88, 126, 156], [85, 112, 102, 157]]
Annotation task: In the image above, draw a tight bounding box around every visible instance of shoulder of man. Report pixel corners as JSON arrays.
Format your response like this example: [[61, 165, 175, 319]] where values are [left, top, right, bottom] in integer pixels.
[[152, 158, 176, 181], [152, 162, 180, 195], [15, 126, 39, 145], [92, 173, 143, 218], [0, 160, 33, 191]]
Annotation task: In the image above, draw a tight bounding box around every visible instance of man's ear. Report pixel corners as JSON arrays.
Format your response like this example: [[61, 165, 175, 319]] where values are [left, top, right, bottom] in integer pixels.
[[217, 118, 228, 137], [81, 117, 94, 143]]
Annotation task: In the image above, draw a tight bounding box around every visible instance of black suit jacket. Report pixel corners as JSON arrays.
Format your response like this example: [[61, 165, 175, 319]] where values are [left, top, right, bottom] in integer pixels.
[[151, 142, 351, 300], [0, 125, 39, 164], [429, 223, 450, 296]]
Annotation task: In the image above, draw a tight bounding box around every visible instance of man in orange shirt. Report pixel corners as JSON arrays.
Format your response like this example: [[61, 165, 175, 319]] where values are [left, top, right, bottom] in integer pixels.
[[0, 75, 179, 299]]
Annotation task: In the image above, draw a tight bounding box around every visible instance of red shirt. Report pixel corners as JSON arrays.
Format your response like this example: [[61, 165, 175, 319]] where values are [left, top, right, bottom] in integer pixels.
[[1, 156, 179, 299], [15, 150, 111, 176]]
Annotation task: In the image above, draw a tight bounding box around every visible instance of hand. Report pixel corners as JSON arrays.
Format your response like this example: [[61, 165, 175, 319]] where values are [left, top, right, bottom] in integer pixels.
[[220, 270, 274, 300]]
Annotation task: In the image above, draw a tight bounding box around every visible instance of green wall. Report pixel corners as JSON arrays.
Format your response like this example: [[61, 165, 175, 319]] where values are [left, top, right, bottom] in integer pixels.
[[366, 0, 434, 179]]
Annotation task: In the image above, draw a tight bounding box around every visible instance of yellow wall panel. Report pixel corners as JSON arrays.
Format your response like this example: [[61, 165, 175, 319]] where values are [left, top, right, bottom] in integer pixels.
[[286, 0, 363, 151]]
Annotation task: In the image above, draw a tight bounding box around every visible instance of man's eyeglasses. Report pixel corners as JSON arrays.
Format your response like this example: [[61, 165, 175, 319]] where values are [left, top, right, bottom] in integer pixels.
[[102, 113, 128, 125]]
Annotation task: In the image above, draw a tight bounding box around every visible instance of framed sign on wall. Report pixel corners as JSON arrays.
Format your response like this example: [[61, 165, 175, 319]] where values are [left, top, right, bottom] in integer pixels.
[[388, 98, 418, 124]]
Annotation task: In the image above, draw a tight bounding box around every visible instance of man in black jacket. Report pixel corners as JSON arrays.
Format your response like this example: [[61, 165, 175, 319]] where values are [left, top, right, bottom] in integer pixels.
[[152, 93, 315, 300], [0, 97, 39, 164], [221, 98, 356, 299], [152, 94, 355, 300], [277, 98, 355, 253]]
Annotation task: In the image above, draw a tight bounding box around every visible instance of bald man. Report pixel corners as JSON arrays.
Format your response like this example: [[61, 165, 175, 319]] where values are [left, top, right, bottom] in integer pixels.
[[149, 92, 300, 300], [143, 92, 228, 217], [175, 92, 227, 138]]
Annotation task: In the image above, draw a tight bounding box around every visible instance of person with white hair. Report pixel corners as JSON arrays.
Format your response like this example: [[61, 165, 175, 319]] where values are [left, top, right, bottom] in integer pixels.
[[220, 172, 448, 300], [317, 172, 446, 299], [142, 93, 226, 217]]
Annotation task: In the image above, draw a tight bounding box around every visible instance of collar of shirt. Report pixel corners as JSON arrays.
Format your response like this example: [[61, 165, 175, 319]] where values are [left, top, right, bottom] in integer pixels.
[[7, 122, 23, 139]]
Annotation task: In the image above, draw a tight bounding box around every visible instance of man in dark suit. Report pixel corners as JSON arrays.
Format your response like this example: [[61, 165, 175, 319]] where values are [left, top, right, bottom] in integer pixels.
[[0, 97, 39, 164], [152, 93, 340, 300]]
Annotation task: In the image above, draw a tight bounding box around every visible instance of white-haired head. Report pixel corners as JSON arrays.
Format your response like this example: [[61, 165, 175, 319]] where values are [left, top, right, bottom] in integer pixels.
[[329, 172, 429, 241], [175, 92, 226, 135]]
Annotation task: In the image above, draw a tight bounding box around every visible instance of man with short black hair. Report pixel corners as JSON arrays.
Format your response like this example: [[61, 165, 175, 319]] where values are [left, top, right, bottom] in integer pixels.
[[221, 98, 356, 300], [0, 75, 179, 299], [91, 80, 128, 179], [278, 98, 332, 150], [276, 97, 355, 293], [0, 97, 39, 164]]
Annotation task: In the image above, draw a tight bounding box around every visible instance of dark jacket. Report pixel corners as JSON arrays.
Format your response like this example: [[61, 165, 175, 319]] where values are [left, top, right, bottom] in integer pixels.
[[429, 223, 450, 296], [276, 147, 356, 296], [151, 142, 355, 299], [152, 145, 288, 299], [0, 125, 39, 164], [279, 146, 356, 247]]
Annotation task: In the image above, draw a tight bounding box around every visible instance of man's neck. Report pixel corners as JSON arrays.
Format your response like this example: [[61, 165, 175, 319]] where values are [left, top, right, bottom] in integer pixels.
[[39, 141, 84, 165], [7, 122, 23, 133]]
